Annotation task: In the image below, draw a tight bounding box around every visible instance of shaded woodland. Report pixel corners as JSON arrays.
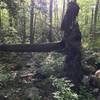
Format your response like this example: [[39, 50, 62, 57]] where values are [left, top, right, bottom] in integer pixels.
[[0, 0, 100, 100]]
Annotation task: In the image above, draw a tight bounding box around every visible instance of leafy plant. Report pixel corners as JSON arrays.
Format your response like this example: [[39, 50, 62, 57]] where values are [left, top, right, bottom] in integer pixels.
[[50, 76, 78, 100], [78, 86, 96, 100], [50, 76, 96, 100]]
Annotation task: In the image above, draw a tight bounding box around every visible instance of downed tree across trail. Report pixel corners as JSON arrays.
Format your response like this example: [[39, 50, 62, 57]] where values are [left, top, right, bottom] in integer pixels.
[[0, 42, 64, 52]]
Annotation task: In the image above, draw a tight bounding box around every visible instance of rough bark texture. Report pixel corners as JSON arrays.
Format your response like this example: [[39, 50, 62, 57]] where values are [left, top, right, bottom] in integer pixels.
[[0, 42, 63, 52], [61, 1, 83, 87]]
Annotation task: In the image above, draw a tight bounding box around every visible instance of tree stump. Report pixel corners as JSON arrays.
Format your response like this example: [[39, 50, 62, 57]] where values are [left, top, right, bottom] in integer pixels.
[[61, 1, 83, 87]]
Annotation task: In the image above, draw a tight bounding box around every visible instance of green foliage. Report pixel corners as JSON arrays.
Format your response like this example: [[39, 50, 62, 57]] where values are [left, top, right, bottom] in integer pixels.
[[78, 86, 96, 100], [0, 0, 100, 48], [41, 53, 64, 73], [82, 48, 100, 66], [50, 76, 78, 100], [50, 76, 96, 100]]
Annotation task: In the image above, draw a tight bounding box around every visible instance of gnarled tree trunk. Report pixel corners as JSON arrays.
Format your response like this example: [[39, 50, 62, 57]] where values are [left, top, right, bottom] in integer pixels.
[[61, 1, 83, 87]]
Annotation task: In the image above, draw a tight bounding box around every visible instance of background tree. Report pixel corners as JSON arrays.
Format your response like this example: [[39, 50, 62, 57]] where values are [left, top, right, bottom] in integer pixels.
[[30, 0, 35, 44]]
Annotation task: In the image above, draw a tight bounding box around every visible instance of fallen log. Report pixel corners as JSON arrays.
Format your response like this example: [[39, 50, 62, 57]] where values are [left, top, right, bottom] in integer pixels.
[[0, 42, 64, 52]]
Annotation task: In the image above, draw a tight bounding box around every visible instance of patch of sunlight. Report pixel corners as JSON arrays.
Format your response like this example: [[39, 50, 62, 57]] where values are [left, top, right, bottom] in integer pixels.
[[82, 43, 89, 48]]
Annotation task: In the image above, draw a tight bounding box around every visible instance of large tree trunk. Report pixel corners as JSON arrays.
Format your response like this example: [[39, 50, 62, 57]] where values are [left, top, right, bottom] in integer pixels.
[[61, 1, 83, 87]]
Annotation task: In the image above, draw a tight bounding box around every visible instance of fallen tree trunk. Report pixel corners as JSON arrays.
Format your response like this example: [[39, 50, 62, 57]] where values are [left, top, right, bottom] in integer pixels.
[[0, 42, 64, 52]]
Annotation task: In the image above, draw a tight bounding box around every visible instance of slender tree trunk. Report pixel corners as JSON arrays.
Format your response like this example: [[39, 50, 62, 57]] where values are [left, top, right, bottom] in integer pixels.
[[22, 1, 26, 44], [48, 0, 53, 42], [0, 6, 3, 43], [62, 0, 65, 21], [0, 4, 2, 33], [33, 14, 36, 40], [90, 8, 94, 41], [0, 7, 1, 28], [55, 0, 59, 28], [18, 0, 24, 42], [93, 0, 99, 39], [30, 0, 35, 44], [67, 0, 69, 3], [9, 13, 13, 34], [54, 0, 58, 28], [0, 6, 5, 43]]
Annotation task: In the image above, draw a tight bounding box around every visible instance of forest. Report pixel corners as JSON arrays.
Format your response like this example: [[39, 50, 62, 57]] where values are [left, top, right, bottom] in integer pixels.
[[0, 0, 100, 100]]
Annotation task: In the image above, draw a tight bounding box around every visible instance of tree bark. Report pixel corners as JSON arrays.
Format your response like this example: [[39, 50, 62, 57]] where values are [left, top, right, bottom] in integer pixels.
[[22, 1, 26, 44], [62, 0, 65, 21], [90, 8, 94, 41], [61, 1, 83, 87], [48, 0, 53, 42], [30, 0, 35, 44], [0, 42, 64, 52]]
